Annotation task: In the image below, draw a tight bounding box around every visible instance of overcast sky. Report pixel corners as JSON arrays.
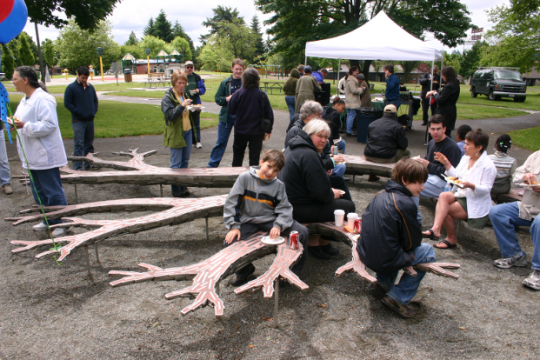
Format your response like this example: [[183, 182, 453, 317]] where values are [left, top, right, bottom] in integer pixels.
[[24, 0, 510, 50]]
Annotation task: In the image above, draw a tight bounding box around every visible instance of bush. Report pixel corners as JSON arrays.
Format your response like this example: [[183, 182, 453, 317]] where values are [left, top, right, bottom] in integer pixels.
[[1, 45, 15, 80]]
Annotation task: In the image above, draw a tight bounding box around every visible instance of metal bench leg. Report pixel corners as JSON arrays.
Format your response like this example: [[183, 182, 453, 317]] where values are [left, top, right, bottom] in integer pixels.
[[274, 278, 279, 328]]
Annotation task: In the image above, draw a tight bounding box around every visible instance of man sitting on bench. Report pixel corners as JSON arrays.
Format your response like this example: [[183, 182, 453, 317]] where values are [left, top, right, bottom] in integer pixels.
[[489, 150, 540, 290], [357, 158, 435, 318]]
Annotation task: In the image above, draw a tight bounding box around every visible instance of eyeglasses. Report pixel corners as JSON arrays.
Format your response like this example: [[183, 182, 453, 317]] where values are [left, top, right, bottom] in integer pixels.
[[185, 66, 194, 69]]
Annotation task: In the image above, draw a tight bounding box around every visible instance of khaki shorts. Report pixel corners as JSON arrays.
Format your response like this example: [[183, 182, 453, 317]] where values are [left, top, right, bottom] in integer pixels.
[[456, 197, 490, 229]]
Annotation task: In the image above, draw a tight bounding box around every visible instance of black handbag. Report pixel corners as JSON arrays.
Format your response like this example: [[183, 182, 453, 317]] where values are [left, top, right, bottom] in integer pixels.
[[260, 90, 273, 133]]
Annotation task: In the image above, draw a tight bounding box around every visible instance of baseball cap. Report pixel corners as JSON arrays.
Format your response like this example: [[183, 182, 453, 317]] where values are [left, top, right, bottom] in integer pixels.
[[304, 65, 312, 72], [185, 61, 194, 66], [384, 104, 397, 113]]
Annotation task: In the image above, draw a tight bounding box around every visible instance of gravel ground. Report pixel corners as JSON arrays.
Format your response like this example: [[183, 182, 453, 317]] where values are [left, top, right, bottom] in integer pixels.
[[1, 106, 540, 359]]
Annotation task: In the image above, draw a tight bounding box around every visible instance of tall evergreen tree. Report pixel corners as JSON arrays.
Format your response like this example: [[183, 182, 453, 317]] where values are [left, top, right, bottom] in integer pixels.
[[200, 6, 244, 42], [44, 39, 55, 67], [153, 10, 174, 43], [251, 15, 265, 60], [172, 21, 195, 53], [125, 31, 139, 46], [7, 38, 21, 67], [1, 45, 15, 80], [19, 34, 35, 66], [144, 18, 157, 37]]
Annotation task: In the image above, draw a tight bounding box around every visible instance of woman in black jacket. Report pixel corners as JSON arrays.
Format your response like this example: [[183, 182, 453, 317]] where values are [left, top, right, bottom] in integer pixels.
[[427, 66, 460, 137], [229, 68, 274, 166], [279, 119, 355, 259]]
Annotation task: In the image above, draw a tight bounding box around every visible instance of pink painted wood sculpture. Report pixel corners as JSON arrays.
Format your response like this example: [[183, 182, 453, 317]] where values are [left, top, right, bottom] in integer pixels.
[[60, 148, 247, 187], [109, 235, 307, 316], [6, 196, 227, 261]]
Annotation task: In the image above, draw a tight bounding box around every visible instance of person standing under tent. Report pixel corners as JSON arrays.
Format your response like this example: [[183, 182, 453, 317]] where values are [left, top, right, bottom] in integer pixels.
[[384, 65, 401, 111], [283, 69, 300, 121], [344, 66, 364, 137], [294, 65, 321, 114], [426, 66, 460, 137]]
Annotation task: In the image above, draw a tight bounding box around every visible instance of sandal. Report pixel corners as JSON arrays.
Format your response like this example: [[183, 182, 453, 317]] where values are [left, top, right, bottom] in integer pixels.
[[422, 229, 439, 240], [433, 239, 457, 249]]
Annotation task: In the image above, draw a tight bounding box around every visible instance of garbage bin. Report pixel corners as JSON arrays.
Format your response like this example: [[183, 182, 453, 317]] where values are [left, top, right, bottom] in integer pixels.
[[355, 107, 383, 143], [123, 68, 132, 83]]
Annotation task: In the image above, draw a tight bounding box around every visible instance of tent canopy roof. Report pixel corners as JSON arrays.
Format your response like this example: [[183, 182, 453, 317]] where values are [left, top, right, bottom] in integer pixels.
[[121, 53, 136, 62], [156, 50, 169, 57], [305, 11, 443, 61]]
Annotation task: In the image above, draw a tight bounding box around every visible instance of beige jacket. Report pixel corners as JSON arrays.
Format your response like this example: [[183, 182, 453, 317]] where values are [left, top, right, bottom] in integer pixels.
[[345, 76, 363, 109], [513, 150, 540, 221]]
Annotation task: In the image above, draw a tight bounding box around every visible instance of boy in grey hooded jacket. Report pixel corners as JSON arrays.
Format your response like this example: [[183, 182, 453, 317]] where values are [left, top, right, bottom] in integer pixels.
[[224, 150, 308, 286]]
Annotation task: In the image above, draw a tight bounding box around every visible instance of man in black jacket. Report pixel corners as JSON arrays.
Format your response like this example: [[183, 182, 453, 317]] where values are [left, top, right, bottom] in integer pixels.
[[357, 158, 435, 318], [64, 66, 99, 170], [419, 67, 440, 125]]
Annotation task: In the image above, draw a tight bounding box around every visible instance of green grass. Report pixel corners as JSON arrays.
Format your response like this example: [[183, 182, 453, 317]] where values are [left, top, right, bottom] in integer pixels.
[[509, 126, 540, 152], [7, 94, 218, 139]]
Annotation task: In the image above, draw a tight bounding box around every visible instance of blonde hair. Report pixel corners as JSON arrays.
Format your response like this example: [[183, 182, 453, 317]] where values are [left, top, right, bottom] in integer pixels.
[[171, 70, 188, 87]]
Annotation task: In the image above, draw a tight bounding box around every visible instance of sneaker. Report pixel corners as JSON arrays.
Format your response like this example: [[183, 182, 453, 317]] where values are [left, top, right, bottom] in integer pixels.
[[321, 243, 339, 256], [308, 246, 331, 260], [523, 270, 540, 290], [33, 222, 48, 231], [230, 264, 256, 287], [369, 282, 388, 300], [381, 295, 416, 318], [346, 133, 357, 137], [3, 184, 13, 195], [196, 142, 202, 149], [51, 227, 66, 237], [494, 253, 527, 269]]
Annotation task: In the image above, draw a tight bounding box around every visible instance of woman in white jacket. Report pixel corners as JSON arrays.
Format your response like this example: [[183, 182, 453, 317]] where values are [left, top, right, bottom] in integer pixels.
[[422, 128, 497, 249], [11, 66, 68, 237]]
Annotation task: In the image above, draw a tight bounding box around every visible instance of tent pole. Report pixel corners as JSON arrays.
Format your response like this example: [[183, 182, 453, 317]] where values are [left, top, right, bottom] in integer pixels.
[[304, 56, 307, 66], [425, 60, 435, 145], [337, 59, 342, 95]]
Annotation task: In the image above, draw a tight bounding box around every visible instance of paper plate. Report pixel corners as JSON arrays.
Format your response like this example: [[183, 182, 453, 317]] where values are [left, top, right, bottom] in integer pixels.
[[442, 175, 464, 188], [261, 236, 285, 245]]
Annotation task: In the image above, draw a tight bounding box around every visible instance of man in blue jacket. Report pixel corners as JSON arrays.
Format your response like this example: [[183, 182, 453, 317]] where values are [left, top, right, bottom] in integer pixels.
[[64, 66, 99, 170], [184, 61, 206, 149], [384, 65, 401, 111]]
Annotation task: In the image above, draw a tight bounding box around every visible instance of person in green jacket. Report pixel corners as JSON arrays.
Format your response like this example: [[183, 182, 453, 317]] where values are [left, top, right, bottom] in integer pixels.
[[161, 70, 197, 197], [207, 59, 245, 168], [283, 69, 300, 121]]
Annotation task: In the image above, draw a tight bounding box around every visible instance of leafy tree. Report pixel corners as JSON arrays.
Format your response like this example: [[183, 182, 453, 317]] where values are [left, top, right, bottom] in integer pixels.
[[172, 21, 195, 53], [200, 6, 245, 43], [138, 35, 167, 58], [7, 38, 21, 67], [251, 15, 266, 61], [120, 45, 144, 59], [125, 32, 139, 46], [55, 19, 121, 72], [44, 39, 55, 67], [480, 3, 540, 72], [215, 19, 256, 62], [26, 0, 121, 30], [170, 37, 192, 61], [256, 0, 473, 79], [18, 32, 39, 65], [198, 34, 235, 72], [153, 10, 174, 43], [1, 45, 15, 80], [397, 61, 420, 83], [459, 41, 487, 80], [144, 18, 157, 37], [444, 52, 461, 76], [19, 34, 35, 66]]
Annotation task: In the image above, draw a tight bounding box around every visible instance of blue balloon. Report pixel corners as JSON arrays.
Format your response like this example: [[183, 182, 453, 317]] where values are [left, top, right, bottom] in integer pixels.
[[0, 0, 28, 45]]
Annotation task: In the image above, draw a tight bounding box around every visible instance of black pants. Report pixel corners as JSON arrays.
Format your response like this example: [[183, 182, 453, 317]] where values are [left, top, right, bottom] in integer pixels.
[[330, 175, 352, 201], [421, 95, 437, 123], [232, 133, 265, 167], [225, 220, 309, 277]]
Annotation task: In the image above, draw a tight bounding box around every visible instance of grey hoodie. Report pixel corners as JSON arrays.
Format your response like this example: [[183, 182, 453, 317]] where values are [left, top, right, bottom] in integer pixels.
[[223, 166, 294, 231]]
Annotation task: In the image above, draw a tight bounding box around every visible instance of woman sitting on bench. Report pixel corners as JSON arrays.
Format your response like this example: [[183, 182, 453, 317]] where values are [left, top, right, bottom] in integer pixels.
[[422, 129, 497, 249]]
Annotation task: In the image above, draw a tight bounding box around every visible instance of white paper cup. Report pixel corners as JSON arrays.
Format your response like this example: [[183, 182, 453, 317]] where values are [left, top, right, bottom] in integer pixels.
[[347, 213, 358, 229], [334, 209, 345, 227]]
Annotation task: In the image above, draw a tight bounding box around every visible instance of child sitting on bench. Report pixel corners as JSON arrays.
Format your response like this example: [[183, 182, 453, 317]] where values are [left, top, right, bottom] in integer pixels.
[[223, 149, 309, 286], [357, 158, 436, 318]]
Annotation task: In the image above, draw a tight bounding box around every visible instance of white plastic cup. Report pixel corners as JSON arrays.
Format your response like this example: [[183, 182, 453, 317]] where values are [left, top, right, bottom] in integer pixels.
[[334, 209, 345, 227], [347, 213, 358, 229]]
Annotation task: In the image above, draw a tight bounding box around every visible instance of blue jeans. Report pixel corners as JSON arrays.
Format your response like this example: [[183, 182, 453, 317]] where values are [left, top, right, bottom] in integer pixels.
[[336, 139, 346, 154], [72, 120, 95, 170], [413, 174, 446, 223], [377, 243, 436, 305], [386, 98, 401, 112], [192, 110, 201, 142], [285, 96, 296, 121], [332, 163, 346, 178], [207, 114, 235, 168], [29, 167, 68, 225], [0, 130, 11, 186], [490, 202, 540, 270], [170, 129, 193, 195], [346, 109, 356, 134]]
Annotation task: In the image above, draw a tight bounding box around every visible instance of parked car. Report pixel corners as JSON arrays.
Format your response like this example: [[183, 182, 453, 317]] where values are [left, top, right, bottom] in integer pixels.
[[470, 68, 527, 102]]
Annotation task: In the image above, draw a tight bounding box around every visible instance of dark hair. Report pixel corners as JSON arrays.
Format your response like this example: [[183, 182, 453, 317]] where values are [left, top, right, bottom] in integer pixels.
[[332, 97, 345, 106], [495, 134, 512, 153], [242, 68, 260, 89], [457, 124, 472, 141], [321, 69, 328, 74], [442, 66, 459, 85], [14, 66, 46, 91], [304, 67, 312, 74], [391, 158, 428, 185], [384, 64, 394, 74], [428, 114, 446, 128], [77, 66, 90, 76], [261, 149, 285, 170], [465, 128, 489, 154], [348, 66, 359, 75], [297, 65, 305, 72]]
